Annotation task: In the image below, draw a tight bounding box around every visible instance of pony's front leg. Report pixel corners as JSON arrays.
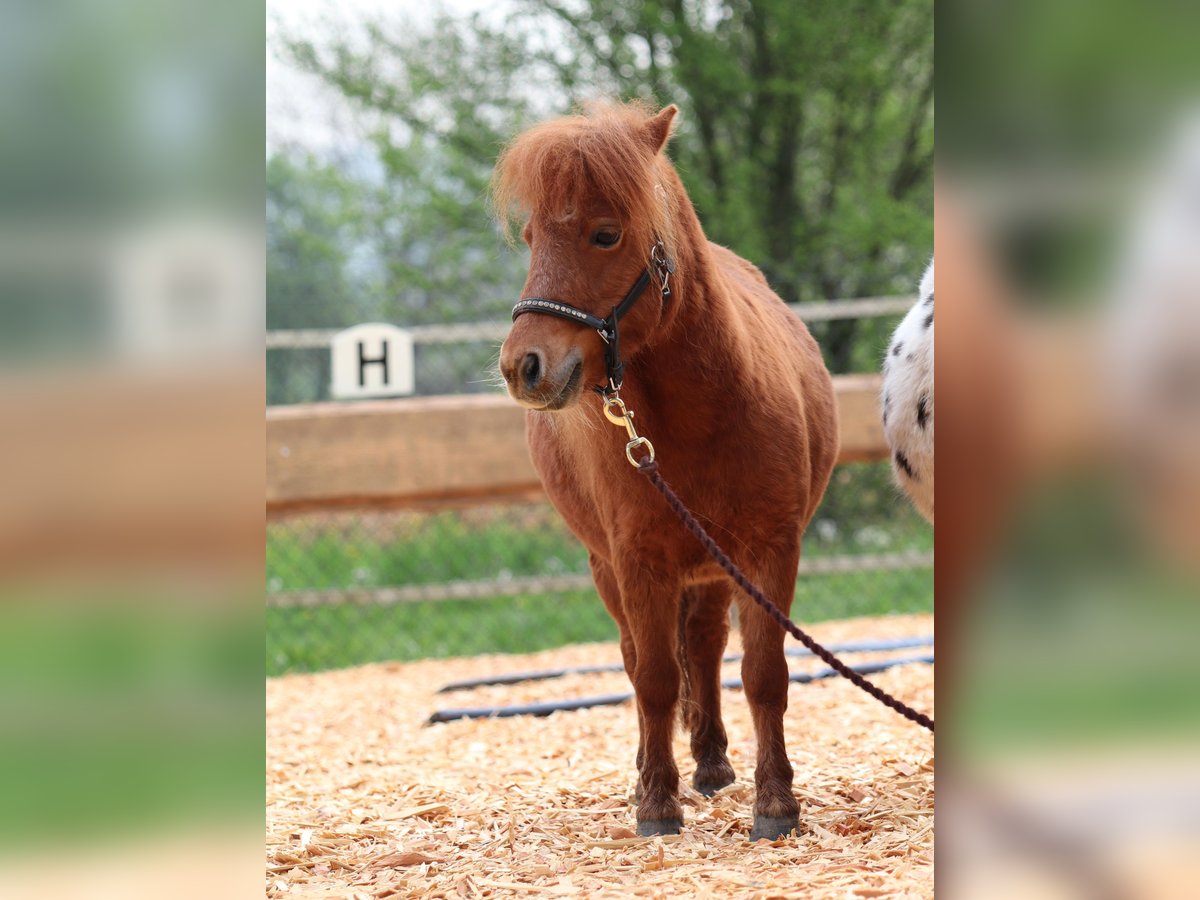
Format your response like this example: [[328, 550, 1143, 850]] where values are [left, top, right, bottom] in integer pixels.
[[619, 565, 685, 836], [589, 554, 644, 800]]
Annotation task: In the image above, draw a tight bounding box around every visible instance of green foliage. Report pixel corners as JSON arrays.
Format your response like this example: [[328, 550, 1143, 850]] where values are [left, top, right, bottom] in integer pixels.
[[267, 154, 369, 331], [528, 1, 934, 304], [272, 13, 537, 334]]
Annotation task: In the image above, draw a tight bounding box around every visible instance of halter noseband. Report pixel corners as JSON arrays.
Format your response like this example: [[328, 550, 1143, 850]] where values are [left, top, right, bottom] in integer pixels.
[[511, 241, 676, 394]]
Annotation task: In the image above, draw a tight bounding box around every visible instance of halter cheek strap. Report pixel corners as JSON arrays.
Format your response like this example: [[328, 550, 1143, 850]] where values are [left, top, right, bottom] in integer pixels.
[[511, 242, 675, 394]]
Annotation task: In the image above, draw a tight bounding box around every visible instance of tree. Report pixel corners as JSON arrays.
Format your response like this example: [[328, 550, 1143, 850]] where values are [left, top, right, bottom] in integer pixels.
[[277, 13, 542, 326], [267, 154, 366, 331], [275, 0, 933, 371]]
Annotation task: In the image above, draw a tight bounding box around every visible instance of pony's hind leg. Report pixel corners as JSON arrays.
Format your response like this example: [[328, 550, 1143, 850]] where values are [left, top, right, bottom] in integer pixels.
[[618, 565, 686, 836], [680, 583, 736, 796], [737, 543, 803, 842]]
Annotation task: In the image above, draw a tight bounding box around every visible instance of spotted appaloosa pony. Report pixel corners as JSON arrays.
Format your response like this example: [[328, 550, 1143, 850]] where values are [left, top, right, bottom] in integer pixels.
[[883, 261, 934, 523], [494, 103, 838, 840]]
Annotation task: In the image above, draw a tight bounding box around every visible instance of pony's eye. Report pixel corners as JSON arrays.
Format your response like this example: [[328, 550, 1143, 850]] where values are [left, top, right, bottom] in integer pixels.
[[592, 228, 621, 248]]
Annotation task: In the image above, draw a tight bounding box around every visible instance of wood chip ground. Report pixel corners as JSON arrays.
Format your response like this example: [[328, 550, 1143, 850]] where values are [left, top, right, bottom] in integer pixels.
[[267, 613, 934, 898]]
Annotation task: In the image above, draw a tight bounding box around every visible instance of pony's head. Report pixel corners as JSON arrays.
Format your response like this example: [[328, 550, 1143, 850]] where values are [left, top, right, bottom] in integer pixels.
[[493, 102, 679, 409]]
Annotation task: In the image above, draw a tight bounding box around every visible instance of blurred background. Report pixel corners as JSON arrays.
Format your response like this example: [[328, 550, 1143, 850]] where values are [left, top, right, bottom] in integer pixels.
[[0, 0, 263, 897], [937, 1, 1200, 897], [264, 0, 934, 675]]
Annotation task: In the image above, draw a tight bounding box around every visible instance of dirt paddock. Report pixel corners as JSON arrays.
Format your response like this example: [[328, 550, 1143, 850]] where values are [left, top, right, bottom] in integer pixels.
[[267, 613, 934, 899]]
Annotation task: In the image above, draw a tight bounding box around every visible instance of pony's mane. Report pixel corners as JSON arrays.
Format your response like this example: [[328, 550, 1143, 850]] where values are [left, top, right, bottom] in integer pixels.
[[492, 101, 679, 261]]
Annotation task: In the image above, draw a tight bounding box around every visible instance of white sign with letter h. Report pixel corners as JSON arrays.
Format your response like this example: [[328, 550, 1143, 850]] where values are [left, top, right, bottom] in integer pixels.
[[330, 323, 415, 399]]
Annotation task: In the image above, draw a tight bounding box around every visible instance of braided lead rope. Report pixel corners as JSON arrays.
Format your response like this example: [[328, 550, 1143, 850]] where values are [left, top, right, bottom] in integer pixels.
[[637, 458, 934, 733]]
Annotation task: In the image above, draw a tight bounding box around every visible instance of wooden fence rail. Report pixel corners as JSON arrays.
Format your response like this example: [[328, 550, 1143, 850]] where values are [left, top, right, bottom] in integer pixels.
[[266, 374, 887, 517]]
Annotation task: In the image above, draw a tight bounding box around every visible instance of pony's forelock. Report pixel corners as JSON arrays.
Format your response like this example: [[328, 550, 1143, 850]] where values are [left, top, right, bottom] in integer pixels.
[[491, 102, 679, 262]]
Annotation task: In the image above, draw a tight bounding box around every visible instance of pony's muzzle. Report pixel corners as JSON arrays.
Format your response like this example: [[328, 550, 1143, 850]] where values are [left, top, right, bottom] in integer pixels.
[[500, 342, 584, 410]]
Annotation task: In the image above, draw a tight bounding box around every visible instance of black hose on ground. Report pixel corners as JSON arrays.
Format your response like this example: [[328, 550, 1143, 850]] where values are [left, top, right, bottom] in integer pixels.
[[435, 635, 934, 693], [427, 652, 933, 724]]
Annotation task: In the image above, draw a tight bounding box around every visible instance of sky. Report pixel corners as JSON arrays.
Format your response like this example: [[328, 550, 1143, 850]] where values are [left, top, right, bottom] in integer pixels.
[[266, 0, 502, 155]]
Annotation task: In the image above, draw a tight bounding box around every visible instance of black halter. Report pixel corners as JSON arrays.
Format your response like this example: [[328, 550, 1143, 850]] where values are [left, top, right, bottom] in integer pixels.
[[511, 242, 676, 394]]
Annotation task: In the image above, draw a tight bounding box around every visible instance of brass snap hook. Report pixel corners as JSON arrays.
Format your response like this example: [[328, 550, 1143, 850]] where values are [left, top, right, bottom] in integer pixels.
[[601, 390, 656, 467], [602, 394, 629, 427]]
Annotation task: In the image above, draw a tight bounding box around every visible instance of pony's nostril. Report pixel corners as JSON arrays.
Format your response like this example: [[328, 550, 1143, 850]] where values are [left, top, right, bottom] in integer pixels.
[[520, 352, 542, 390]]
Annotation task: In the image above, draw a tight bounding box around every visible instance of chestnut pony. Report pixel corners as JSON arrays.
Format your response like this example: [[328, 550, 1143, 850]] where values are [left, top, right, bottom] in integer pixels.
[[495, 103, 838, 840]]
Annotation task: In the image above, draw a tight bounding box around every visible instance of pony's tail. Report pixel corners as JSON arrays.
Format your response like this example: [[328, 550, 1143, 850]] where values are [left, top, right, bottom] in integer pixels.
[[676, 589, 694, 734]]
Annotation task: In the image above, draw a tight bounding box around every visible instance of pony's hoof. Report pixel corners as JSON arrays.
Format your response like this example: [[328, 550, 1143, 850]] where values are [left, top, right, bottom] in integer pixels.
[[749, 814, 800, 842], [693, 774, 735, 798], [637, 818, 684, 837]]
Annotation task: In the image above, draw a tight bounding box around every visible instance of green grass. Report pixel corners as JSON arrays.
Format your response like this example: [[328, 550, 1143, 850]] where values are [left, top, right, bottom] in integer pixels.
[[266, 506, 588, 593], [266, 462, 933, 675], [266, 568, 932, 675], [268, 590, 615, 674]]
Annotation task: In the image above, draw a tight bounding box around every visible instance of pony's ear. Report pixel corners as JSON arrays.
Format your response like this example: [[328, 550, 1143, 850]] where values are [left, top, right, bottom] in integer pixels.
[[643, 104, 678, 154]]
